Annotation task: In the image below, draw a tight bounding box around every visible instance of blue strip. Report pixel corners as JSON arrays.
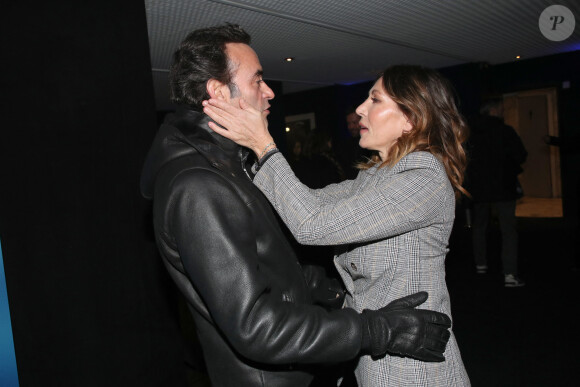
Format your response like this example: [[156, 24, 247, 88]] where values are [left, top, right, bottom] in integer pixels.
[[0, 240, 19, 386]]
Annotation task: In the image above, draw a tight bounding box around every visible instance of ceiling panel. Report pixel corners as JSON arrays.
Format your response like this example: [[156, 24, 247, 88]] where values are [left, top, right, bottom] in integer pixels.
[[144, 0, 580, 108]]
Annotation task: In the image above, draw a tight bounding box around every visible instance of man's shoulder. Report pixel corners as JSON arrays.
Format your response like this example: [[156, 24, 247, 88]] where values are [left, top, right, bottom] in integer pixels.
[[170, 157, 236, 188], [154, 153, 230, 196], [160, 151, 211, 176]]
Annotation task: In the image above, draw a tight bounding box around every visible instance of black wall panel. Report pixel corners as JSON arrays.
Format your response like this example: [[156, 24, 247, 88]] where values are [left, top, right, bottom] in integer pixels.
[[0, 1, 186, 385]]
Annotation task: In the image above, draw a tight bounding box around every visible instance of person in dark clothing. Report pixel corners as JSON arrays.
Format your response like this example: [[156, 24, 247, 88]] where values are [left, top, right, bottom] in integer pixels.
[[293, 128, 345, 188], [466, 98, 528, 287], [291, 128, 345, 301], [335, 106, 373, 179], [140, 24, 452, 387]]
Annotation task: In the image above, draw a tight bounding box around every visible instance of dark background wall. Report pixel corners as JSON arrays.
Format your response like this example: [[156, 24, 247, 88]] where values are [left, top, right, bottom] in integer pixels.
[[0, 1, 186, 386], [281, 82, 374, 146]]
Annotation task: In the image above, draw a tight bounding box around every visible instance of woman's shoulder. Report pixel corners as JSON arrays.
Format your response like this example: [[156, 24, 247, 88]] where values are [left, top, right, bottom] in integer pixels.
[[395, 151, 444, 173]]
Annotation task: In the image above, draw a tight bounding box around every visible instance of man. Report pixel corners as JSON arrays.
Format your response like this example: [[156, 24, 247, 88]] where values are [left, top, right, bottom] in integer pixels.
[[141, 24, 451, 386], [466, 98, 528, 287], [336, 106, 373, 179], [346, 107, 361, 138]]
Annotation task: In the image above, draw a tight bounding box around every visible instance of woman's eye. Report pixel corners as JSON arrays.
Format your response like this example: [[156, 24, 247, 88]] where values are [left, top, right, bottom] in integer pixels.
[[371, 97, 379, 103]]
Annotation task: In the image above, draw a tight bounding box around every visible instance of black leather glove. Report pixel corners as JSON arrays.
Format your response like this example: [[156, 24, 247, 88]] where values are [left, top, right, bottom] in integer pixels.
[[302, 264, 345, 309], [360, 291, 451, 362]]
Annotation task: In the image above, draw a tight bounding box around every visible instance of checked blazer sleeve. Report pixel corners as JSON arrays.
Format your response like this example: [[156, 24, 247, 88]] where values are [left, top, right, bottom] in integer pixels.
[[253, 151, 452, 246]]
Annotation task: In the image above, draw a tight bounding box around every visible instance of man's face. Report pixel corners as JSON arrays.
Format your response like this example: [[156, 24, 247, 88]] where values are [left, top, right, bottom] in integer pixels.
[[224, 43, 274, 113], [346, 112, 361, 137]]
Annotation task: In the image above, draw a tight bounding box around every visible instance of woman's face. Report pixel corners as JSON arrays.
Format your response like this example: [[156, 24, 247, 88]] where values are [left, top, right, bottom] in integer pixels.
[[356, 78, 412, 160]]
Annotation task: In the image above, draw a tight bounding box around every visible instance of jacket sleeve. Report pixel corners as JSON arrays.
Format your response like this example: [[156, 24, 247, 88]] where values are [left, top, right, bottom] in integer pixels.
[[503, 124, 528, 166], [253, 152, 451, 245], [301, 264, 346, 309], [169, 168, 362, 365]]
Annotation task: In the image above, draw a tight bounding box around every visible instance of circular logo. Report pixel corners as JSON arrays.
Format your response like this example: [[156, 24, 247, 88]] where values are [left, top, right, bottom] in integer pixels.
[[539, 5, 575, 41]]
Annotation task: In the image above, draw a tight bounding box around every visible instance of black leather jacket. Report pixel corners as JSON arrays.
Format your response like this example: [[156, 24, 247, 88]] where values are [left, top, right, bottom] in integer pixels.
[[140, 107, 362, 386]]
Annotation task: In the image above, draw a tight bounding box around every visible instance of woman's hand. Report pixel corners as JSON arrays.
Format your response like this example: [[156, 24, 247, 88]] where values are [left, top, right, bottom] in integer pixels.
[[202, 98, 275, 157]]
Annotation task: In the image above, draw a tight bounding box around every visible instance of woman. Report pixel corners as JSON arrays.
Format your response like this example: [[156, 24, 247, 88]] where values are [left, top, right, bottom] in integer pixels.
[[203, 65, 470, 386]]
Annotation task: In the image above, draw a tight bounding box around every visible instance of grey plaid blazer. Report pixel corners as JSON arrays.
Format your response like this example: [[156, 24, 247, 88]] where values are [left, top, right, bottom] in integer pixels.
[[254, 151, 470, 386]]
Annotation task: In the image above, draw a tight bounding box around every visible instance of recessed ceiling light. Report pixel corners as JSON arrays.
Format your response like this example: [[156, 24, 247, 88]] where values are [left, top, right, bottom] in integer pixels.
[[515, 55, 521, 59], [284, 57, 295, 62]]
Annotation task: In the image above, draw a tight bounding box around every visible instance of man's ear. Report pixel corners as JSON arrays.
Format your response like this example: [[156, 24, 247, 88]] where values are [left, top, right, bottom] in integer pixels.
[[206, 79, 229, 101]]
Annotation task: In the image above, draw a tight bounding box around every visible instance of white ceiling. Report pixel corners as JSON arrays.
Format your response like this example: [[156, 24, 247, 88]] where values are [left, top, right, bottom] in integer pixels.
[[145, 0, 580, 109]]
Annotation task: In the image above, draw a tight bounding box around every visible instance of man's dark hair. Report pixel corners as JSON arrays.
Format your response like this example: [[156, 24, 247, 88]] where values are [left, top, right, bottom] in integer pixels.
[[169, 24, 251, 109], [479, 97, 503, 115], [345, 105, 357, 116]]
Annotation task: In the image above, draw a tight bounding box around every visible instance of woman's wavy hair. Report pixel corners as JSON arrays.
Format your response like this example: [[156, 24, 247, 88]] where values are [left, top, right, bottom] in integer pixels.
[[358, 65, 469, 198], [169, 24, 250, 110]]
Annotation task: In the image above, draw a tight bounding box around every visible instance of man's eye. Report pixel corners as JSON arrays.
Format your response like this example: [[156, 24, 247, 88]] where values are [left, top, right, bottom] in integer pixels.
[[257, 79, 263, 84]]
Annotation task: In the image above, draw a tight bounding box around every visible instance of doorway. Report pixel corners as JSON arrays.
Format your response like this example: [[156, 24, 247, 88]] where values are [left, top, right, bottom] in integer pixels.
[[503, 88, 563, 217]]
